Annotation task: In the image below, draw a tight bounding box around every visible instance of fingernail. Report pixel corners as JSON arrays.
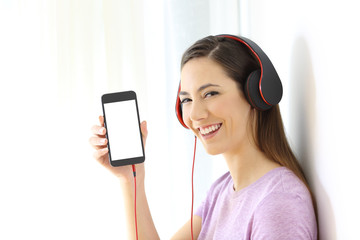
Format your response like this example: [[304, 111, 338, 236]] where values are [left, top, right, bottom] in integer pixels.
[[101, 138, 106, 144], [99, 128, 104, 134]]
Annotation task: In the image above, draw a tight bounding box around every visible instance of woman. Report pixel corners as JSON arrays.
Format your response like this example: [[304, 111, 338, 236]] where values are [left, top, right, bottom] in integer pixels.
[[90, 35, 317, 239]]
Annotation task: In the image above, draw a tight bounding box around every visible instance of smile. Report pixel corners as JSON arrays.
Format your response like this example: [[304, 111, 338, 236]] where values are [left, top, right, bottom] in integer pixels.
[[198, 123, 222, 138]]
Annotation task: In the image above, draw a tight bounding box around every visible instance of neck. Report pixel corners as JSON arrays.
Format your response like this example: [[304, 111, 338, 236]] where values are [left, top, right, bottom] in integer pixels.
[[223, 140, 280, 191]]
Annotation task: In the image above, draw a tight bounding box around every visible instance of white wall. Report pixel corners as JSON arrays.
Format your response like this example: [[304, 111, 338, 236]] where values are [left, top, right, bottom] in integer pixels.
[[0, 1, 239, 239], [242, 0, 360, 239], [1, 0, 358, 239]]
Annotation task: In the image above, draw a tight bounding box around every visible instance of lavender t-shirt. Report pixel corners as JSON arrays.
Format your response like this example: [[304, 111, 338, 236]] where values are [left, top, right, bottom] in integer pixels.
[[195, 167, 317, 239]]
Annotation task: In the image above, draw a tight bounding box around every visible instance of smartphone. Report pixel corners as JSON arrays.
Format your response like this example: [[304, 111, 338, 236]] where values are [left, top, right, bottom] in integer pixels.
[[101, 91, 145, 167]]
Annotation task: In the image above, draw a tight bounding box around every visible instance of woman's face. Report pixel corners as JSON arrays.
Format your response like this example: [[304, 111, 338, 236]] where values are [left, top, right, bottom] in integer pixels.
[[180, 57, 253, 156]]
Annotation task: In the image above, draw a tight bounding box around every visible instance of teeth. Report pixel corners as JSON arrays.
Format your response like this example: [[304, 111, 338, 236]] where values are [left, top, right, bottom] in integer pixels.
[[200, 124, 221, 135]]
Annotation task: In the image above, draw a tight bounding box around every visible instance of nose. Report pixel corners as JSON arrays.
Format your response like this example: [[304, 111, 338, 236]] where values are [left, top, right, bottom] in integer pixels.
[[190, 99, 208, 123]]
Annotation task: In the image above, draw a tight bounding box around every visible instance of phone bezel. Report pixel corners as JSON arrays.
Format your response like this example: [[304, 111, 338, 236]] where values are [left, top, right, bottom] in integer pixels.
[[101, 91, 145, 167]]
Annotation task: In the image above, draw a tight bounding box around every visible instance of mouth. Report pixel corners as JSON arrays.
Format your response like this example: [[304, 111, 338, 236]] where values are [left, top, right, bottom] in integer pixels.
[[198, 123, 222, 139]]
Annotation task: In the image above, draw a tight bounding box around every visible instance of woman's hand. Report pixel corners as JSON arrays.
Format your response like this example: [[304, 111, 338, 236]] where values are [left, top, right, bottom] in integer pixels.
[[89, 116, 148, 183]]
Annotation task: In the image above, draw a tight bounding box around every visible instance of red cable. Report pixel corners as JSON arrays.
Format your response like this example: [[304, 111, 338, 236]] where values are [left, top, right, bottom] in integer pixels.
[[132, 164, 138, 240], [191, 136, 197, 240]]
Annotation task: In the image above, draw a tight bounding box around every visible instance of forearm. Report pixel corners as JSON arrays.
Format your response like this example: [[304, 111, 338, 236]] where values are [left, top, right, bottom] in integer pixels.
[[121, 179, 160, 240]]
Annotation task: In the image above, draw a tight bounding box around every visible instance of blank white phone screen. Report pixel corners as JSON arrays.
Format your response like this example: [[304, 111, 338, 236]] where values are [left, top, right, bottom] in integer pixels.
[[104, 100, 143, 161]]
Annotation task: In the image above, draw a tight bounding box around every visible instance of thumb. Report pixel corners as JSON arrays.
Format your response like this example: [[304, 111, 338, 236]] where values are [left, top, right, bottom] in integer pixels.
[[140, 121, 148, 147]]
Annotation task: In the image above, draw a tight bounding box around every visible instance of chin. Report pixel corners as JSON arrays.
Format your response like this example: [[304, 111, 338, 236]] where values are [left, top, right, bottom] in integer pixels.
[[196, 135, 225, 155], [202, 144, 223, 156], [206, 150, 222, 155]]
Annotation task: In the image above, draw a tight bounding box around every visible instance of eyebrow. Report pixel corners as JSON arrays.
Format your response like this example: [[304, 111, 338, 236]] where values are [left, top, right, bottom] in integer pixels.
[[179, 83, 220, 96]]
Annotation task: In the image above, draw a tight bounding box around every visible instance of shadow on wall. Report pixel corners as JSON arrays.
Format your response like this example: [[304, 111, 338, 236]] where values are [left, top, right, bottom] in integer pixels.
[[289, 36, 336, 240]]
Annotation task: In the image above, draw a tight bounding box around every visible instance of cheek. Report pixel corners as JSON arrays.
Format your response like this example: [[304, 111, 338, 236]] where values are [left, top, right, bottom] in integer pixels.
[[212, 96, 239, 119], [207, 100, 225, 116], [221, 98, 251, 133], [181, 105, 192, 128]]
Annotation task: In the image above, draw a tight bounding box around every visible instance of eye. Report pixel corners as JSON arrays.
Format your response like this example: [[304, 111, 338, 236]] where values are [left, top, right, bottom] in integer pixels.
[[204, 91, 219, 98], [180, 98, 192, 104]]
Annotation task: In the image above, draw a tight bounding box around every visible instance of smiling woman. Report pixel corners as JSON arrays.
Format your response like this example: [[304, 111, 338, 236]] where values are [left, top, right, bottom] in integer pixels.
[[174, 35, 318, 239], [90, 34, 318, 240]]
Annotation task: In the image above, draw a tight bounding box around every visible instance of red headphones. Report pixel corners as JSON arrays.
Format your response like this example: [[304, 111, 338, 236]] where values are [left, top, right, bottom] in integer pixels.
[[175, 34, 283, 129]]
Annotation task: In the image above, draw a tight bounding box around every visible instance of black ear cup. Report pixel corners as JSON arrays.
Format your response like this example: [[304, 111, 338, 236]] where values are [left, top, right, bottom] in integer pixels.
[[244, 70, 272, 111]]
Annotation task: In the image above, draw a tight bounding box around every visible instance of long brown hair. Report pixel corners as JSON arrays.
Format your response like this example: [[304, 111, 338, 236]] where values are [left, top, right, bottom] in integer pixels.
[[181, 35, 317, 218]]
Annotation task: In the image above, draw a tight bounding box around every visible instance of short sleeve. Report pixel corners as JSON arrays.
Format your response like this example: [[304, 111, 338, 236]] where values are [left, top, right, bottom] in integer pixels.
[[251, 192, 317, 240], [195, 200, 204, 218], [194, 172, 231, 220]]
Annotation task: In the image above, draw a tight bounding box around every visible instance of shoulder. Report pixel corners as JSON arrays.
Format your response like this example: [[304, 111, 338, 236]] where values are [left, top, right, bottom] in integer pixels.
[[196, 171, 231, 212], [254, 167, 308, 197], [195, 171, 231, 219], [206, 171, 232, 197], [251, 167, 317, 239]]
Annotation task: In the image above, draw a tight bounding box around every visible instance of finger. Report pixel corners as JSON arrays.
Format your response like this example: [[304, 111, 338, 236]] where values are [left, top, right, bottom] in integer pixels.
[[140, 121, 148, 146], [91, 125, 106, 136], [141, 121, 147, 135], [89, 136, 107, 148], [99, 115, 104, 127]]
